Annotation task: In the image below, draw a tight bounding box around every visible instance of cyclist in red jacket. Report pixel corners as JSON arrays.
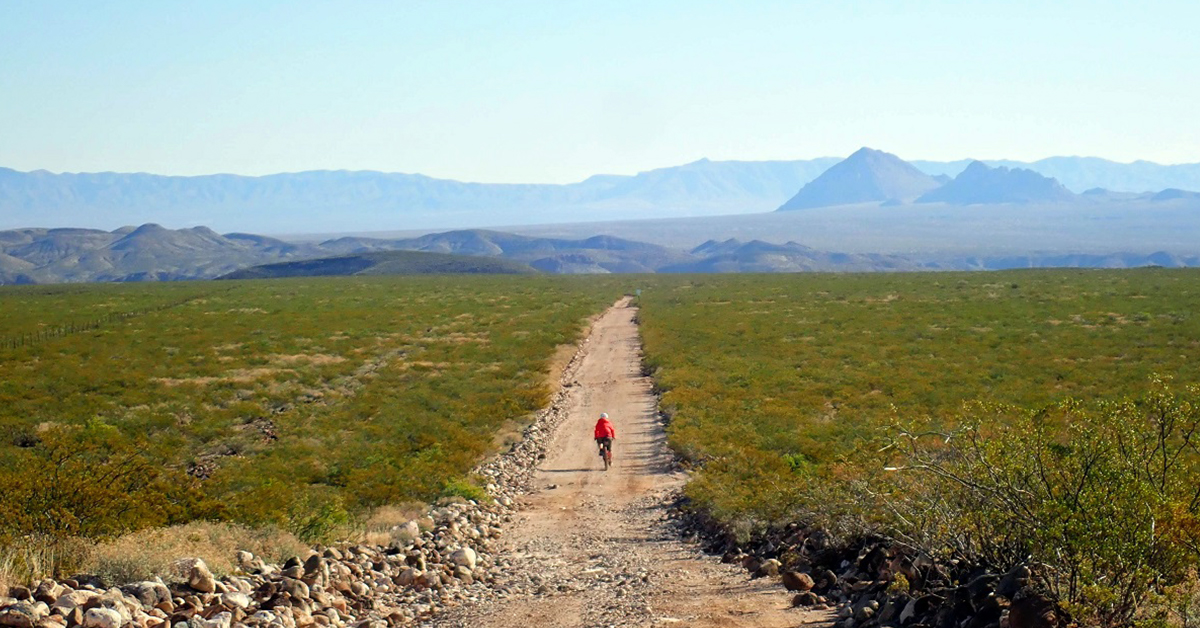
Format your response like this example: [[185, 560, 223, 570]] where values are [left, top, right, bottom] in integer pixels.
[[594, 413, 616, 470]]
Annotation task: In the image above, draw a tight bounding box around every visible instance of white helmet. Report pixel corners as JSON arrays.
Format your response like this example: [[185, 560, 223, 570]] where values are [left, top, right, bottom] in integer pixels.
[[599, 412, 608, 419]]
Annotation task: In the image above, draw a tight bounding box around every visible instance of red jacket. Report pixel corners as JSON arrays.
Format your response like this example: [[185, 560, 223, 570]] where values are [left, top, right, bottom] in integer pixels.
[[594, 418, 615, 439]]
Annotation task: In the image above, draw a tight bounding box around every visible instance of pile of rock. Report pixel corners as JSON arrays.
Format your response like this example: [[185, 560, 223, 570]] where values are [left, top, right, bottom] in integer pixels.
[[0, 329, 594, 628], [673, 510, 1063, 628]]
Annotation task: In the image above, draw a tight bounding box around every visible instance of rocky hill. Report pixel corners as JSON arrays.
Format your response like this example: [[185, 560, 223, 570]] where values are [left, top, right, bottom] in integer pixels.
[[661, 239, 925, 272], [0, 225, 323, 284], [916, 161, 1076, 204], [776, 148, 942, 210], [220, 250, 537, 279], [318, 230, 694, 275], [6, 222, 1199, 285], [0, 226, 695, 283]]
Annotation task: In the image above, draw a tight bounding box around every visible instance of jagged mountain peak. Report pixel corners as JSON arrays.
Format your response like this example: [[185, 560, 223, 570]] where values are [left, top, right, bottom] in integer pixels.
[[917, 161, 1075, 205]]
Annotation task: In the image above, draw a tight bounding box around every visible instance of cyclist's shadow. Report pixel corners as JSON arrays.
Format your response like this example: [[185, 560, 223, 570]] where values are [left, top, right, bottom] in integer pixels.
[[542, 468, 595, 473]]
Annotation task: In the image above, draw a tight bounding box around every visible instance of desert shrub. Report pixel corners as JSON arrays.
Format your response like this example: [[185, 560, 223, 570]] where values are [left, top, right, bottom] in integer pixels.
[[440, 477, 490, 504], [0, 420, 208, 575], [1140, 568, 1200, 628], [881, 379, 1200, 626], [285, 492, 354, 545]]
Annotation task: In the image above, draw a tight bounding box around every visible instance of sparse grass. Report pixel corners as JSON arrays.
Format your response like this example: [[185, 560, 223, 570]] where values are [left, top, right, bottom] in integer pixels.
[[88, 521, 309, 584], [0, 282, 207, 342], [0, 536, 93, 592], [358, 503, 428, 546], [0, 512, 309, 588]]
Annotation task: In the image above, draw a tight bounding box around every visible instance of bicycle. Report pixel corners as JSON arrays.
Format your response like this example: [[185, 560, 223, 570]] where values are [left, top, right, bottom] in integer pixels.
[[596, 437, 613, 470]]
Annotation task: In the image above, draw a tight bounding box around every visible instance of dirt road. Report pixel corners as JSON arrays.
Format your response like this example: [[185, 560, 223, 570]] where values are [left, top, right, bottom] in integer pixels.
[[426, 299, 830, 627]]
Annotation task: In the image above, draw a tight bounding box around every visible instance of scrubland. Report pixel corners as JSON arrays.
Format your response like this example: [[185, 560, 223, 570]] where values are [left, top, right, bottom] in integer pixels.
[[637, 269, 1200, 624], [5, 268, 1200, 624], [0, 275, 625, 582]]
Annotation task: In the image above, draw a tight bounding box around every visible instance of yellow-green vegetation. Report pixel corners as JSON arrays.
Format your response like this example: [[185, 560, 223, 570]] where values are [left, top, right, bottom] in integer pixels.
[[0, 275, 624, 570], [639, 270, 1200, 518], [637, 269, 1200, 624], [86, 521, 309, 584], [886, 383, 1200, 625], [0, 282, 211, 348], [0, 522, 308, 592]]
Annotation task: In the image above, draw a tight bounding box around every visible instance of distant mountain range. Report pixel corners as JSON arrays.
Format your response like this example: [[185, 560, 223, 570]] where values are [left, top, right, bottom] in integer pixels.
[[3, 152, 1199, 233], [777, 150, 1198, 210], [911, 157, 1200, 194], [3, 224, 1198, 285], [0, 160, 840, 233]]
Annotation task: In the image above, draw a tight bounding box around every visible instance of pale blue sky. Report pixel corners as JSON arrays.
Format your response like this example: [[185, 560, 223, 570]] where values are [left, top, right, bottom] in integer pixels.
[[3, 1, 1197, 182]]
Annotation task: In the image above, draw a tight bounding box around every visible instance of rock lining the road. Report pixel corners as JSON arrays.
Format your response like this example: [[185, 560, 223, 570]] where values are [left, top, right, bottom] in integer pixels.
[[666, 469, 1060, 627]]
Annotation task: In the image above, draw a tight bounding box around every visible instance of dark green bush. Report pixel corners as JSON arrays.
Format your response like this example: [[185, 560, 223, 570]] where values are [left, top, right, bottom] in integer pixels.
[[881, 379, 1200, 626]]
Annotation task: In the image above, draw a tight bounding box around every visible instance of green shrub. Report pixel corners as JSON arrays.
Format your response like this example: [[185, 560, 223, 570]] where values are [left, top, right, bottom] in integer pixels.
[[636, 269, 1200, 624], [287, 493, 353, 545], [882, 379, 1200, 626], [440, 477, 490, 504], [0, 421, 206, 568]]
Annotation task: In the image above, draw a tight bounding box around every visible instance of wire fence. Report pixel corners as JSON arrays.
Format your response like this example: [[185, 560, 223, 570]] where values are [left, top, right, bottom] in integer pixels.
[[0, 290, 226, 352]]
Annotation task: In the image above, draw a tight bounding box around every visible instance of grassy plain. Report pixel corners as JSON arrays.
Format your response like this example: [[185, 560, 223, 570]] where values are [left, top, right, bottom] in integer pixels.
[[0, 282, 211, 345], [638, 268, 1200, 622], [638, 269, 1200, 521], [6, 267, 1199, 615], [0, 275, 625, 550]]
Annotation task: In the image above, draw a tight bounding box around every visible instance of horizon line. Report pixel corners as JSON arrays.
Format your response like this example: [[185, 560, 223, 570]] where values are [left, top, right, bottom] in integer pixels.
[[4, 151, 1200, 185]]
